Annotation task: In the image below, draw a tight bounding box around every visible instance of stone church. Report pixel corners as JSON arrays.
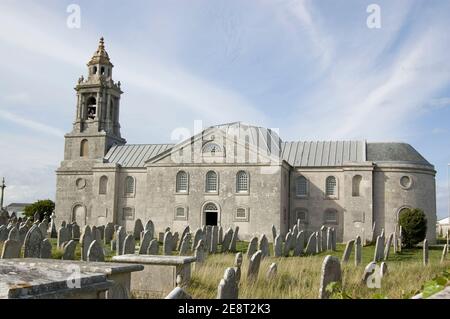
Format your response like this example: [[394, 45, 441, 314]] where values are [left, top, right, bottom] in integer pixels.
[[55, 38, 437, 243]]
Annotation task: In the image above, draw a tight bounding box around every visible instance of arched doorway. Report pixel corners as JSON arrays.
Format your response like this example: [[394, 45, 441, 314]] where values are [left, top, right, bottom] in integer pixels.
[[203, 202, 219, 226], [72, 204, 86, 227]]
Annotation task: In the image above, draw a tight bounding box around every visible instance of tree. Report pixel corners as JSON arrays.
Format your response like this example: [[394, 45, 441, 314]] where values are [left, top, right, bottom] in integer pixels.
[[398, 208, 427, 248], [24, 199, 55, 220]]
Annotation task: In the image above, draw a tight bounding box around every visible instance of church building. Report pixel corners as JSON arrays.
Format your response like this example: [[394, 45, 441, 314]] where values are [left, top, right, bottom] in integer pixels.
[[55, 38, 437, 243]]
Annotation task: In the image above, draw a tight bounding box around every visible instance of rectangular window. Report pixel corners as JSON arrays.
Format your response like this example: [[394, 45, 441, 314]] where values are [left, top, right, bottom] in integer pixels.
[[235, 207, 249, 222], [122, 207, 135, 220], [174, 206, 188, 220]]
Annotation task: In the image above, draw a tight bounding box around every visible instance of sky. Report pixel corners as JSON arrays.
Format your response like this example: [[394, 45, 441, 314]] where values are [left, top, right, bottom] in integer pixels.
[[0, 0, 449, 219]]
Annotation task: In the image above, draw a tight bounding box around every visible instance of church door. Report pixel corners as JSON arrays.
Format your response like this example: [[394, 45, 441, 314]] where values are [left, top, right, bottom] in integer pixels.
[[203, 203, 219, 226]]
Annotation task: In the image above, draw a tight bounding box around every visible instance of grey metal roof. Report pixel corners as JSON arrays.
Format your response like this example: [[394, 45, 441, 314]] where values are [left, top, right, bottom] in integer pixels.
[[104, 144, 174, 168], [281, 141, 365, 167], [366, 142, 432, 166]]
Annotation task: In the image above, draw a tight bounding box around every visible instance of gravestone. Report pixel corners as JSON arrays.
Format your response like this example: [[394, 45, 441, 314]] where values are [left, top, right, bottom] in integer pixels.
[[72, 223, 81, 239], [87, 240, 105, 262], [97, 225, 105, 240], [283, 232, 292, 257], [218, 226, 223, 245], [178, 226, 190, 251], [259, 234, 270, 258], [8, 227, 20, 242], [247, 250, 262, 282], [247, 236, 259, 258], [266, 263, 277, 280], [134, 219, 144, 240], [305, 233, 317, 255], [342, 239, 355, 263], [144, 219, 155, 236], [271, 225, 277, 242], [163, 231, 173, 255], [373, 235, 384, 262], [326, 228, 332, 250], [205, 226, 212, 253], [0, 225, 8, 242], [192, 228, 203, 251], [147, 239, 159, 255], [57, 226, 70, 248], [104, 223, 114, 244], [423, 239, 429, 266], [123, 234, 135, 254], [384, 233, 393, 260], [234, 252, 243, 283], [315, 232, 320, 253], [62, 240, 77, 260], [331, 228, 337, 251], [38, 221, 48, 238], [94, 228, 102, 243], [320, 226, 328, 251], [80, 225, 93, 261], [217, 268, 238, 299], [1, 239, 21, 258], [33, 212, 40, 222], [362, 261, 377, 284], [229, 226, 239, 253], [139, 230, 152, 254], [179, 233, 191, 255], [294, 231, 305, 256], [116, 226, 126, 256], [24, 225, 43, 258], [18, 224, 28, 244], [371, 222, 377, 243], [221, 228, 233, 253], [274, 235, 282, 257], [355, 236, 362, 266], [380, 262, 388, 277], [66, 223, 73, 240], [318, 255, 342, 299], [291, 225, 298, 250], [195, 239, 206, 263], [211, 226, 218, 253], [40, 238, 53, 259]]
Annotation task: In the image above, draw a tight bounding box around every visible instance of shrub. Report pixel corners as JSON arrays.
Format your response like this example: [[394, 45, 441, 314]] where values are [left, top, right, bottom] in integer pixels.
[[399, 208, 427, 248], [23, 199, 55, 220]]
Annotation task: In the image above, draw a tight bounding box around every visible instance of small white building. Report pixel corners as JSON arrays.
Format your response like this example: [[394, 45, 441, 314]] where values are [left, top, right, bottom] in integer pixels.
[[5, 203, 30, 219], [437, 217, 450, 238]]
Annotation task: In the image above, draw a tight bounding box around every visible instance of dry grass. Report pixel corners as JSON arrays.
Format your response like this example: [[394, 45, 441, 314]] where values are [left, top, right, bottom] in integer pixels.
[[188, 243, 450, 299]]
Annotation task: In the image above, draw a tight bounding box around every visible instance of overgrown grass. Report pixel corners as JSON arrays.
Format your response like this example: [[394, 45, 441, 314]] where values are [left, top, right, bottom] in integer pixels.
[[188, 242, 450, 299]]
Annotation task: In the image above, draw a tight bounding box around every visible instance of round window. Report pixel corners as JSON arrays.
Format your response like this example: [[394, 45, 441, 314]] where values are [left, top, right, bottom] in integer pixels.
[[76, 178, 86, 190], [400, 176, 412, 189]]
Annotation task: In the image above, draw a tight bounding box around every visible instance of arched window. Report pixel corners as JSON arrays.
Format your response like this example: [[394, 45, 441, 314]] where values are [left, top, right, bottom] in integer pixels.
[[325, 176, 337, 196], [236, 171, 248, 192], [205, 171, 218, 192], [176, 171, 188, 193], [202, 143, 222, 156], [125, 176, 135, 195], [296, 176, 308, 197], [99, 176, 108, 195], [80, 139, 88, 158], [352, 175, 362, 197], [324, 209, 338, 224]]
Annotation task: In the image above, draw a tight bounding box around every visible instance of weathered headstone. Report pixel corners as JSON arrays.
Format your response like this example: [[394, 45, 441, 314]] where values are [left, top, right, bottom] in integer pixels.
[[373, 235, 384, 262], [123, 234, 135, 254], [165, 287, 192, 299], [283, 232, 292, 257], [293, 231, 305, 256], [163, 231, 173, 255], [146, 239, 159, 255], [192, 228, 203, 251], [305, 233, 317, 255], [320, 226, 328, 251], [331, 228, 337, 251], [247, 250, 262, 282], [50, 212, 57, 238], [1, 239, 21, 258], [144, 219, 155, 235], [259, 234, 270, 257], [355, 236, 362, 266], [274, 235, 282, 257], [342, 239, 355, 263], [72, 223, 81, 239], [80, 225, 93, 261], [18, 224, 28, 244], [234, 252, 243, 284], [104, 223, 114, 244], [361, 261, 378, 284], [66, 223, 73, 240], [195, 239, 206, 263], [139, 230, 152, 254], [266, 263, 277, 280], [62, 240, 77, 260], [116, 226, 126, 256], [0, 225, 8, 242], [423, 239, 429, 266], [326, 228, 332, 250], [384, 233, 393, 260], [133, 219, 144, 240], [205, 226, 212, 253], [211, 225, 218, 253], [40, 238, 53, 259], [38, 221, 48, 238], [217, 268, 239, 299], [221, 228, 233, 253], [178, 226, 190, 250], [87, 240, 105, 262], [229, 226, 239, 252], [218, 226, 223, 245], [57, 226, 70, 248], [8, 227, 20, 242], [247, 236, 259, 258], [315, 232, 320, 253], [24, 225, 43, 258], [318, 255, 342, 299], [179, 233, 191, 255]]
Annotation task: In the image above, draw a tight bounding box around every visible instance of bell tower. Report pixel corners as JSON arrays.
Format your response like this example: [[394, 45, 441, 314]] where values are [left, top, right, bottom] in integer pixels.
[[64, 37, 126, 161]]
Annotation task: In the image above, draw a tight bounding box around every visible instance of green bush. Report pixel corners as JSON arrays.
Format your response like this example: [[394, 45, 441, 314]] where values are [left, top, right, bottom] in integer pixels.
[[399, 208, 427, 248], [23, 199, 55, 220]]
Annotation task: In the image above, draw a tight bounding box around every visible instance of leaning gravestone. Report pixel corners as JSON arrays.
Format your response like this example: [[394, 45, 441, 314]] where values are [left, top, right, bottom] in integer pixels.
[[294, 231, 305, 256], [192, 228, 203, 251], [179, 234, 191, 256], [247, 236, 259, 258], [259, 234, 270, 258], [134, 219, 144, 240], [247, 250, 262, 282], [318, 255, 342, 299], [274, 235, 282, 257], [147, 239, 159, 255], [40, 238, 53, 259], [342, 239, 355, 263], [163, 231, 173, 255], [384, 233, 393, 260], [104, 223, 114, 244], [266, 263, 277, 280], [178, 226, 190, 251], [355, 236, 362, 266], [217, 268, 238, 299], [283, 232, 292, 257], [80, 225, 93, 261], [123, 234, 135, 254], [305, 233, 317, 255], [87, 240, 105, 262], [62, 240, 77, 260], [221, 228, 233, 253], [24, 225, 43, 258], [1, 239, 21, 258], [139, 230, 152, 254], [229, 226, 239, 253]]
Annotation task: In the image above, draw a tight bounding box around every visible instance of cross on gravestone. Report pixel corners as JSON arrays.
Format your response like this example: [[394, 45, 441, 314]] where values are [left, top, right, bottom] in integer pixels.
[[179, 233, 191, 256], [62, 240, 77, 260], [266, 263, 277, 280], [123, 234, 135, 255], [342, 239, 355, 263], [80, 226, 93, 261], [271, 225, 277, 243], [229, 226, 239, 253], [195, 239, 206, 263], [163, 231, 174, 255], [274, 235, 282, 257], [24, 225, 43, 258], [1, 239, 21, 258], [217, 268, 239, 299], [247, 250, 262, 283], [139, 230, 153, 254], [318, 255, 342, 299], [384, 233, 394, 260], [40, 238, 52, 259], [423, 239, 429, 266], [247, 236, 258, 258], [133, 219, 144, 240], [234, 252, 243, 284], [305, 233, 317, 255], [147, 239, 159, 255], [259, 234, 270, 258], [355, 236, 362, 266], [87, 240, 105, 262], [283, 232, 292, 257]]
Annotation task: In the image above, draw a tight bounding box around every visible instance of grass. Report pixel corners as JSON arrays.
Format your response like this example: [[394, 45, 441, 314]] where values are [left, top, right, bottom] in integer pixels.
[[188, 241, 450, 299]]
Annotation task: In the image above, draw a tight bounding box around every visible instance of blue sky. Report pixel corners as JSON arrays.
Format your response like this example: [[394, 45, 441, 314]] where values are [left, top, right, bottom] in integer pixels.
[[0, 0, 449, 219]]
